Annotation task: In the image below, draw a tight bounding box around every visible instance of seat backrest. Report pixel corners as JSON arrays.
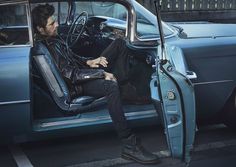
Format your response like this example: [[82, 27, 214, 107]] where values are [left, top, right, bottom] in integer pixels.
[[31, 41, 72, 111]]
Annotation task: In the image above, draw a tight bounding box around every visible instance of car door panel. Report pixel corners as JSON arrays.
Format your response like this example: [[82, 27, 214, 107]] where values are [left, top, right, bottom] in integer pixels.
[[151, 45, 196, 162], [0, 47, 31, 142], [170, 38, 236, 120]]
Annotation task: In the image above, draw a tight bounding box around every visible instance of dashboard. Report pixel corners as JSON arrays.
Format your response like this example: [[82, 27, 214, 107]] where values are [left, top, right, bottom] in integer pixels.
[[72, 16, 126, 58], [71, 16, 155, 67], [85, 16, 126, 40]]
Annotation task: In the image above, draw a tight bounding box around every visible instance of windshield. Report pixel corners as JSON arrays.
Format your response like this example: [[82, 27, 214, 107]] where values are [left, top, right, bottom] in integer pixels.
[[133, 1, 174, 39], [75, 2, 127, 21]]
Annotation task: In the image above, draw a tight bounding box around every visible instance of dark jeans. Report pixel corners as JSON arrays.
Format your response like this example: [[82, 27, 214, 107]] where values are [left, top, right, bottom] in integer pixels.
[[100, 38, 130, 84], [81, 39, 132, 139], [82, 79, 132, 139]]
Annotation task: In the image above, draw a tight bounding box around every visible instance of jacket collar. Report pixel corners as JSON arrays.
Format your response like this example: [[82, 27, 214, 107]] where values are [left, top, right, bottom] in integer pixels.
[[34, 33, 58, 42]]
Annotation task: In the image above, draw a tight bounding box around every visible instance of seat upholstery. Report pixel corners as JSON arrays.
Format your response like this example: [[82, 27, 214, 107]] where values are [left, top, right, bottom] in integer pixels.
[[31, 41, 106, 113]]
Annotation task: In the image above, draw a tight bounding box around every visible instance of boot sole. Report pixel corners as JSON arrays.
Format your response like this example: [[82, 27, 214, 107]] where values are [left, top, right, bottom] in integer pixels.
[[121, 153, 161, 165]]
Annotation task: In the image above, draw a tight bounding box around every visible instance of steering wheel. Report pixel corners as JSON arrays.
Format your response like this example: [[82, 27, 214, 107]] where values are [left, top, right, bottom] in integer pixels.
[[66, 11, 88, 47]]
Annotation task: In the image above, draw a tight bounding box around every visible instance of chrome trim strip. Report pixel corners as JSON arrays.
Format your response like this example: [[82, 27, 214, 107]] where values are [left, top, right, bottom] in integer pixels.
[[26, 2, 33, 47], [136, 32, 177, 42], [0, 100, 30, 106], [168, 121, 182, 129], [40, 110, 157, 128], [194, 80, 234, 86], [128, 1, 136, 42], [0, 26, 29, 29], [0, 45, 31, 48]]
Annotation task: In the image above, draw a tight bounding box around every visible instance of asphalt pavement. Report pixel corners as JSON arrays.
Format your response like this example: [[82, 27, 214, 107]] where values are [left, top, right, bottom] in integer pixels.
[[1, 124, 236, 167]]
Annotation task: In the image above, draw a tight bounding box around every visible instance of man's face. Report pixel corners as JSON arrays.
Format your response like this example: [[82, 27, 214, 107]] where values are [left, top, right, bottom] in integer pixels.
[[39, 16, 58, 36]]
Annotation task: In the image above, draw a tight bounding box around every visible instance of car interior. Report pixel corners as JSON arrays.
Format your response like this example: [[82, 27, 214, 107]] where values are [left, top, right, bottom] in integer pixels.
[[31, 20, 155, 116], [28, 1, 158, 128]]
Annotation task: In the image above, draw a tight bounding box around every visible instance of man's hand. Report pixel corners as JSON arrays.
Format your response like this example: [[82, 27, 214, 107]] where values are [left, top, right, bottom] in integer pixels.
[[87, 56, 108, 68], [104, 72, 117, 82]]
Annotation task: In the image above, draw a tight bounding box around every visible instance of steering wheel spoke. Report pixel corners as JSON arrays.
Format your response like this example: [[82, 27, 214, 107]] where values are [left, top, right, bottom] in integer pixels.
[[66, 11, 88, 47]]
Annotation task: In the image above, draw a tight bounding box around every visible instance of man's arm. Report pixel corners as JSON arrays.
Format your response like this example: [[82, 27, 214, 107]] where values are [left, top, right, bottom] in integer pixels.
[[69, 49, 92, 67], [71, 50, 108, 68], [47, 41, 106, 83], [86, 56, 108, 68]]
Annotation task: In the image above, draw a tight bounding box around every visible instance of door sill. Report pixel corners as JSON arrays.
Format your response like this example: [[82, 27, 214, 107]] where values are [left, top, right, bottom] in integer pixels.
[[33, 110, 157, 131]]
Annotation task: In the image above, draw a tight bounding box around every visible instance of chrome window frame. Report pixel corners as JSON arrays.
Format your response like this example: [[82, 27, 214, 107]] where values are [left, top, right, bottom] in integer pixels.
[[130, 0, 177, 44]]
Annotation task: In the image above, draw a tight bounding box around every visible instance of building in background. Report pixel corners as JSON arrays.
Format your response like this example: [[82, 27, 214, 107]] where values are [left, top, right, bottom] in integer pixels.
[[136, 0, 236, 23]]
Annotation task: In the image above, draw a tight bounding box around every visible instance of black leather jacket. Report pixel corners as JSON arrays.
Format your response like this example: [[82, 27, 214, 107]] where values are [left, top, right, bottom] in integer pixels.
[[33, 34, 105, 97]]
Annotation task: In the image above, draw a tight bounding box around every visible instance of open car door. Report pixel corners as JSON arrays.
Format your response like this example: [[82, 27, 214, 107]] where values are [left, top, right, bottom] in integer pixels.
[[151, 44, 196, 163], [150, 1, 196, 163]]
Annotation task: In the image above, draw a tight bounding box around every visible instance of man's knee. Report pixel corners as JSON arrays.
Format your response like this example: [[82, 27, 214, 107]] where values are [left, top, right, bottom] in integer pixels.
[[114, 38, 126, 47], [104, 80, 120, 95]]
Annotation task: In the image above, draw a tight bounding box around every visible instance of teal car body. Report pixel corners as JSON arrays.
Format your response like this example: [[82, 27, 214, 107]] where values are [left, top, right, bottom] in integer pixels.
[[1, 0, 236, 162]]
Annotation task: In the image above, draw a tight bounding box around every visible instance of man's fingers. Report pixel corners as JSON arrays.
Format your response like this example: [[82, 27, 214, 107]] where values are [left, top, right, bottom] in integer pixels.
[[98, 58, 108, 67], [92, 64, 99, 68], [104, 59, 108, 64], [100, 62, 107, 67], [100, 57, 108, 64], [104, 72, 116, 82], [100, 59, 108, 64]]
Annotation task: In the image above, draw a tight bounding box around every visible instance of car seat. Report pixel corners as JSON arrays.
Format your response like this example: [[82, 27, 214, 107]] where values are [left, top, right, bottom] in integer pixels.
[[31, 41, 106, 114]]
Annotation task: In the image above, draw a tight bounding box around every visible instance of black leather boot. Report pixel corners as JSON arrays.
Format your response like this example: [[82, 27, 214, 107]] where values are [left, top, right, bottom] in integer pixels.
[[121, 134, 161, 164]]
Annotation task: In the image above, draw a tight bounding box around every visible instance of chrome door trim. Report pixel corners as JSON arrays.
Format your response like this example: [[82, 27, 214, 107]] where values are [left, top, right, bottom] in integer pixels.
[[194, 80, 234, 86], [0, 100, 30, 106], [38, 110, 157, 128]]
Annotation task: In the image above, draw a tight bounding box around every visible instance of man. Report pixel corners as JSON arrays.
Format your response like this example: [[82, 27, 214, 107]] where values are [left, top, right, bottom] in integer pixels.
[[31, 4, 160, 165]]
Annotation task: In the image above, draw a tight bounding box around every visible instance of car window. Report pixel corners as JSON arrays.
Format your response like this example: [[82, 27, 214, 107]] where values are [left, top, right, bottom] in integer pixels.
[[59, 2, 69, 24], [133, 1, 174, 40], [136, 11, 173, 39], [0, 3, 30, 46]]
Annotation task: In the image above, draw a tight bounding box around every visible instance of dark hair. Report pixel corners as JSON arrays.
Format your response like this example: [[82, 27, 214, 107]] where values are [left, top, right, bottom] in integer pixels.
[[32, 4, 55, 33]]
